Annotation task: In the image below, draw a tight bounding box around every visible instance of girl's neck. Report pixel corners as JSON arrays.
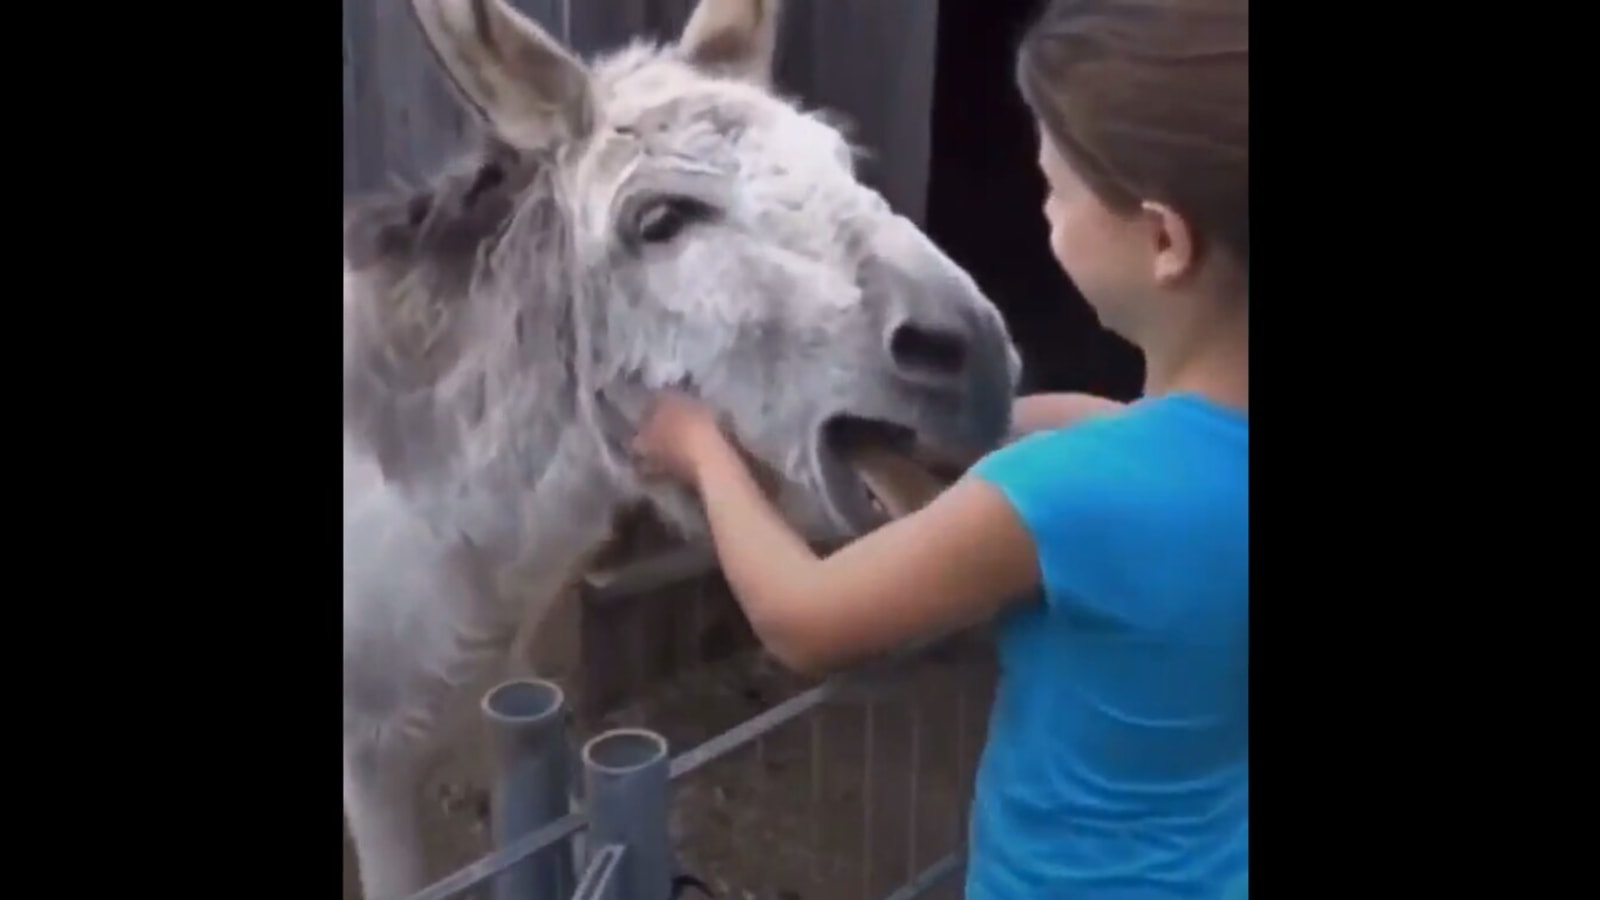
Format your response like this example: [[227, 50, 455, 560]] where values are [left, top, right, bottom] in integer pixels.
[[1142, 301, 1248, 414]]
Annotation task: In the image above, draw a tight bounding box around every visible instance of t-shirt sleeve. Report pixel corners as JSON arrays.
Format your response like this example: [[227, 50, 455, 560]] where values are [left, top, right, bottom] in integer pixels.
[[970, 426, 1121, 610]]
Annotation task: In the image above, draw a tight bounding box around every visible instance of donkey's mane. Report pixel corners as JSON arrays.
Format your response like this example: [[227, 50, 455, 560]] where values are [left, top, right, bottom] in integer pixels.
[[342, 135, 580, 488], [345, 138, 531, 278]]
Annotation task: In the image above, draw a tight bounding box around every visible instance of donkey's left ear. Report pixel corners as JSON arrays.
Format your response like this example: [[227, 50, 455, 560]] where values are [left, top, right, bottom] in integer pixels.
[[678, 0, 781, 86]]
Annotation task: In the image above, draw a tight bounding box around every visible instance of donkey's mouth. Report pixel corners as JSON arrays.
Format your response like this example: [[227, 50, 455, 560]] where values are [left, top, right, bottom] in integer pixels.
[[819, 416, 967, 530]]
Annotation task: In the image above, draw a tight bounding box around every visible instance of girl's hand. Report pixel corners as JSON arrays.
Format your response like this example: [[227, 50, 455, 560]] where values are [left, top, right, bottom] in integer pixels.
[[631, 390, 732, 487]]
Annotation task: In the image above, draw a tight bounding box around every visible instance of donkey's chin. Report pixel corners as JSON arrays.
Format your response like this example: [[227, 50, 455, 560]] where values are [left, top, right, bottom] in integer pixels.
[[814, 415, 967, 534]]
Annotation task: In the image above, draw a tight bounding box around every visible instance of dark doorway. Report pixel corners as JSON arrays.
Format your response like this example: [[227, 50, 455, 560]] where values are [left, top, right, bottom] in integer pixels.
[[925, 0, 1144, 400]]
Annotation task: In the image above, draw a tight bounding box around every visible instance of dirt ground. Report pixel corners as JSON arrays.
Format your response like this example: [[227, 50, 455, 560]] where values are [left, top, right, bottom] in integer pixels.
[[341, 640, 997, 900]]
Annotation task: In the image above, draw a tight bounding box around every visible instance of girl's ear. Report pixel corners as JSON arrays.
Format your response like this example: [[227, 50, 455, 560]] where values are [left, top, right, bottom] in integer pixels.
[[1139, 200, 1198, 286]]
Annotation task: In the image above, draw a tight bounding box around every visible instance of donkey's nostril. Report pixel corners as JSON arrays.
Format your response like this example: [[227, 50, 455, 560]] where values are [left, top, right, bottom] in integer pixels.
[[888, 321, 971, 382]]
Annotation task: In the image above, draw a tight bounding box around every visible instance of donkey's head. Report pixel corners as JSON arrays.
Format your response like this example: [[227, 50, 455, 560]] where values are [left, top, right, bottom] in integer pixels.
[[344, 0, 1020, 541]]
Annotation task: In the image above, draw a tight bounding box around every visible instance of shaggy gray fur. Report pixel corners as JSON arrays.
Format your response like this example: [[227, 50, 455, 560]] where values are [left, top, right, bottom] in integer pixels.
[[342, 2, 1020, 897]]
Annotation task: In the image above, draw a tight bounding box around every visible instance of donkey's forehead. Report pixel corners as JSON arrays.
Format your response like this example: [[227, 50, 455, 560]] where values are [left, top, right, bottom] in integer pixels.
[[588, 44, 781, 128], [569, 50, 850, 196]]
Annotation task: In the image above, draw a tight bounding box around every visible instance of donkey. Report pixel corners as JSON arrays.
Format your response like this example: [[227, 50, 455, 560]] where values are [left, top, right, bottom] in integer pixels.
[[342, 0, 1022, 896]]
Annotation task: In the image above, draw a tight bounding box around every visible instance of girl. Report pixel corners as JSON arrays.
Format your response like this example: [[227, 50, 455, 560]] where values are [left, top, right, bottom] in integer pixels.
[[633, 0, 1248, 896]]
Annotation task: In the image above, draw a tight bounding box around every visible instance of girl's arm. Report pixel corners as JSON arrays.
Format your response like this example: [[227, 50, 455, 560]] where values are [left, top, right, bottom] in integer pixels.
[[1010, 392, 1125, 440], [685, 432, 1040, 675]]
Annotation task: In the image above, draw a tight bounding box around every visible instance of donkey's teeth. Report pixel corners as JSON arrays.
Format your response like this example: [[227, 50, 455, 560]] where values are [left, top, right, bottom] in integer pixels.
[[845, 445, 945, 519], [865, 486, 887, 515]]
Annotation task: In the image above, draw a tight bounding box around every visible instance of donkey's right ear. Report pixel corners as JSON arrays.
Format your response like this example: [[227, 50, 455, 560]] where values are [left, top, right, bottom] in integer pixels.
[[409, 0, 595, 150], [678, 0, 781, 86]]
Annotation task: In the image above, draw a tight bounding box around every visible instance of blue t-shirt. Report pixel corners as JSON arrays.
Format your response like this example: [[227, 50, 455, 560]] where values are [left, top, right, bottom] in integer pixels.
[[965, 392, 1249, 899]]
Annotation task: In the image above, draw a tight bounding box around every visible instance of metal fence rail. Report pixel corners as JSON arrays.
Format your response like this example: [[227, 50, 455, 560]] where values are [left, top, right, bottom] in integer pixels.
[[401, 647, 974, 900]]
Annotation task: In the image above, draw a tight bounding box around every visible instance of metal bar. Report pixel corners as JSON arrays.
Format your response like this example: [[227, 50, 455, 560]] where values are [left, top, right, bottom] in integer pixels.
[[572, 844, 627, 900], [568, 728, 589, 880], [861, 700, 878, 900], [906, 698, 923, 880], [809, 711, 824, 884], [876, 852, 967, 900], [670, 679, 843, 779], [583, 728, 674, 900], [953, 675, 969, 848], [403, 810, 584, 900], [483, 679, 576, 900], [405, 629, 986, 900], [402, 684, 839, 900]]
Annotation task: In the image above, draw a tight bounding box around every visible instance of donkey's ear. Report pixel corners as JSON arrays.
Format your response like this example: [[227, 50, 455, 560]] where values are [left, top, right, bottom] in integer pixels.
[[409, 0, 595, 150], [678, 0, 781, 86]]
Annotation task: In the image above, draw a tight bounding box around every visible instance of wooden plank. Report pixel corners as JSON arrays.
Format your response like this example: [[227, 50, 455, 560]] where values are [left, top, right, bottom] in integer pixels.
[[785, 0, 941, 223], [342, 0, 361, 194], [582, 530, 842, 604], [344, 0, 942, 218], [342, 0, 473, 197], [506, 0, 571, 39], [576, 570, 757, 721], [342, 0, 385, 196], [567, 0, 658, 53]]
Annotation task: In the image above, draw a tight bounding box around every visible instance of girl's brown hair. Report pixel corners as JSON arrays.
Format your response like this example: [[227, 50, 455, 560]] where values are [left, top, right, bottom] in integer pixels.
[[1016, 0, 1248, 263]]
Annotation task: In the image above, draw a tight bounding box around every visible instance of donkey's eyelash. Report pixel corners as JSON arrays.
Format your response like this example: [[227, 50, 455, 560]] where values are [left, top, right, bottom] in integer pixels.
[[631, 196, 719, 245]]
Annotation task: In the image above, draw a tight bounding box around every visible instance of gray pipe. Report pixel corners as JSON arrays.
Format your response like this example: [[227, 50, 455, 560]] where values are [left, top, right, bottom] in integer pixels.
[[482, 678, 576, 900], [582, 728, 673, 900]]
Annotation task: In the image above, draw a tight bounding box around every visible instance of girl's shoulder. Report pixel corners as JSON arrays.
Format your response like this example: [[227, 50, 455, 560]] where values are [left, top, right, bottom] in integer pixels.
[[972, 392, 1246, 536], [984, 391, 1241, 478]]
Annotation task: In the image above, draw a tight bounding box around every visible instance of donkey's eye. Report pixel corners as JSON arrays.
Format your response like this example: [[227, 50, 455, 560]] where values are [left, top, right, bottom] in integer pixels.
[[634, 197, 713, 245]]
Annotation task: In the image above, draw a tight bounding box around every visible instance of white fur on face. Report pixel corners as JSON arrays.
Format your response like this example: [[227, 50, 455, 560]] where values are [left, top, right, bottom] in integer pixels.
[[514, 41, 1019, 541], [569, 46, 879, 321]]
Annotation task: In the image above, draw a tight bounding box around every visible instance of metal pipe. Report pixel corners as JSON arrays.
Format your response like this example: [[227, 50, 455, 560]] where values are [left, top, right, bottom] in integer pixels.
[[906, 696, 923, 881], [878, 851, 967, 900], [568, 729, 589, 879], [582, 728, 673, 900], [482, 678, 576, 900]]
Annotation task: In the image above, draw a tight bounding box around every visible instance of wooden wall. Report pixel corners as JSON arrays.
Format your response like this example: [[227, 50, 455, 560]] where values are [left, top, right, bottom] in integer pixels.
[[341, 0, 941, 222]]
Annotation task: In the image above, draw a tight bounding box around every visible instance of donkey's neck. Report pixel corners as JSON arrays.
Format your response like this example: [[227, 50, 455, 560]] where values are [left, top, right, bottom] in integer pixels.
[[411, 416, 630, 596], [346, 138, 637, 607]]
